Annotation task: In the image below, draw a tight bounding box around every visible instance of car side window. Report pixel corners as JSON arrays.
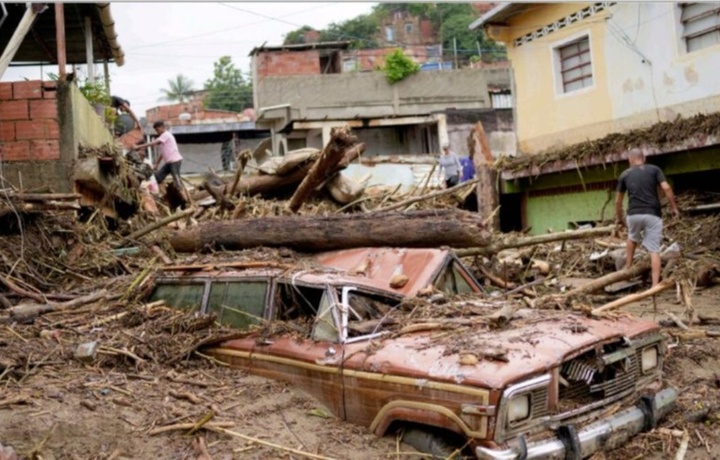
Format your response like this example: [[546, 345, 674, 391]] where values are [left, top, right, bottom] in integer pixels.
[[275, 282, 338, 341], [346, 291, 395, 338], [312, 292, 338, 342], [436, 262, 476, 295], [149, 283, 205, 312], [207, 281, 267, 329]]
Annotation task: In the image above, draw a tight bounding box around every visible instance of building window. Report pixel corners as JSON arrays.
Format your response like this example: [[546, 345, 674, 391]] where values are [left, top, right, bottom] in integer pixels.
[[557, 36, 593, 93], [405, 22, 413, 34], [681, 3, 720, 52], [385, 26, 394, 42]]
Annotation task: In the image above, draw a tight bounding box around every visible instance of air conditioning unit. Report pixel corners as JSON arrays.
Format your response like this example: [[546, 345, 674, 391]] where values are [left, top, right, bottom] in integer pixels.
[[178, 113, 192, 121]]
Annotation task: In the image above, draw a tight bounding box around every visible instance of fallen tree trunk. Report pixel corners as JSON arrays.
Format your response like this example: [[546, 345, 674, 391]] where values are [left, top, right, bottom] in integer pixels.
[[288, 128, 359, 212], [562, 261, 651, 298], [455, 225, 615, 258], [9, 289, 112, 322], [591, 278, 675, 316], [124, 207, 196, 242], [233, 164, 312, 197], [169, 209, 491, 253]]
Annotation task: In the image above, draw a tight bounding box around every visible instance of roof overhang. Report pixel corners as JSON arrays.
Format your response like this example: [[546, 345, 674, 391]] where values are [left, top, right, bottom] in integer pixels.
[[249, 40, 352, 57], [2, 2, 124, 67], [469, 2, 535, 30]]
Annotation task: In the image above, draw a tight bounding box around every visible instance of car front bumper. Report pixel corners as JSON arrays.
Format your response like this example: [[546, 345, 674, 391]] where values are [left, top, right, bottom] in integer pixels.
[[475, 388, 677, 460]]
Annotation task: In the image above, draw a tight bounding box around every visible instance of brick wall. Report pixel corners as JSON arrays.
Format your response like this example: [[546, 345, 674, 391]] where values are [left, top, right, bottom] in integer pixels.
[[0, 80, 59, 162], [256, 50, 321, 78]]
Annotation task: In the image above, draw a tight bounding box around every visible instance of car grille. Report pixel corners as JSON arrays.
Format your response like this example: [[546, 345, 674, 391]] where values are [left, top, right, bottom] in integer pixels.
[[559, 344, 641, 411], [531, 385, 549, 418]]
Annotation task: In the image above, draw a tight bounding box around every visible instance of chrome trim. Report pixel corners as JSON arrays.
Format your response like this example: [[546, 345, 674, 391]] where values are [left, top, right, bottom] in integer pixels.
[[504, 374, 552, 400], [496, 374, 551, 440], [476, 388, 677, 460], [462, 404, 497, 417]]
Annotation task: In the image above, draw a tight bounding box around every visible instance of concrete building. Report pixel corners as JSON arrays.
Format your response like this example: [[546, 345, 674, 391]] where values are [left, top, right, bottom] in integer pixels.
[[473, 2, 720, 233], [251, 41, 513, 189]]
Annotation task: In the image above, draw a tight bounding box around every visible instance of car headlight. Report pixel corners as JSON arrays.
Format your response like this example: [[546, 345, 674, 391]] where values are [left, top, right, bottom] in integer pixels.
[[641, 346, 658, 372], [507, 394, 530, 423]]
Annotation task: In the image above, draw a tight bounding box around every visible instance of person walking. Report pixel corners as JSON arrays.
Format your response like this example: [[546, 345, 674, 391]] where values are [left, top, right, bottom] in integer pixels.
[[133, 121, 184, 190], [615, 149, 680, 286], [438, 144, 462, 188]]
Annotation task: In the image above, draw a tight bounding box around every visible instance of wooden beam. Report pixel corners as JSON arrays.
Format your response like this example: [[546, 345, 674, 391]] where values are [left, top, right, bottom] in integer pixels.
[[55, 3, 67, 78], [0, 5, 42, 79]]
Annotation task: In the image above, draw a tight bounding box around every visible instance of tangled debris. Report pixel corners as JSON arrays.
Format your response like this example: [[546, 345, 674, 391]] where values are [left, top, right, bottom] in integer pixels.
[[495, 111, 720, 175], [0, 129, 719, 459]]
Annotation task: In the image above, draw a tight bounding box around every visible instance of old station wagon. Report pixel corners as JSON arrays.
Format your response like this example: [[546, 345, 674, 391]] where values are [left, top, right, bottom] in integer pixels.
[[149, 248, 677, 459]]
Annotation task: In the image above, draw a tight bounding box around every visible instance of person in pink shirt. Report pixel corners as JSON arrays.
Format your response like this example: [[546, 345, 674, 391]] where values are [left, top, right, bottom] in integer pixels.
[[134, 120, 184, 188]]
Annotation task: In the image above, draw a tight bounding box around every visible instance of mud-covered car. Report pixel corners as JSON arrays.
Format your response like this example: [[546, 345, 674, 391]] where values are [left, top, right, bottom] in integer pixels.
[[149, 248, 676, 459]]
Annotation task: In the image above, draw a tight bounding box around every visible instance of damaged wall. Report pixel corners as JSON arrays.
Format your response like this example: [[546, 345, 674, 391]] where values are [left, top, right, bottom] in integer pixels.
[[0, 80, 116, 193], [0, 80, 67, 191]]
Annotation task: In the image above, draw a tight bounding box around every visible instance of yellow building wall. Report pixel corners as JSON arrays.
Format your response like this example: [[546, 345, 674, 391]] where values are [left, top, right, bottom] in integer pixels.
[[503, 3, 612, 155]]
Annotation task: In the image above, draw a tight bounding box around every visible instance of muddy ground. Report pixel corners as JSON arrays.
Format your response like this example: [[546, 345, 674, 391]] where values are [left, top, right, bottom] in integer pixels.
[[0, 283, 718, 460]]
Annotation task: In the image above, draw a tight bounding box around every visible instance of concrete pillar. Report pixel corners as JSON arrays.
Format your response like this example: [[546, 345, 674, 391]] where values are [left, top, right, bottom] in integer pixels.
[[85, 16, 95, 83], [435, 113, 449, 152]]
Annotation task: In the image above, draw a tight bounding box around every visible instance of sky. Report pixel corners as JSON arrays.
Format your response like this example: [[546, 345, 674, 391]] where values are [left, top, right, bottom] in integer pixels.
[[3, 2, 377, 116]]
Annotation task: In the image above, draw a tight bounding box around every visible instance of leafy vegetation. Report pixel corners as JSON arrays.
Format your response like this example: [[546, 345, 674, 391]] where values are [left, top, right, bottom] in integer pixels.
[[203, 56, 253, 113], [383, 49, 420, 84], [161, 75, 196, 103], [78, 79, 111, 106], [282, 3, 506, 64]]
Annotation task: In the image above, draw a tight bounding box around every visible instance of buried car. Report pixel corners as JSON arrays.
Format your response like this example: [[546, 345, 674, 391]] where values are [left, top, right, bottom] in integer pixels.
[[149, 248, 676, 459]]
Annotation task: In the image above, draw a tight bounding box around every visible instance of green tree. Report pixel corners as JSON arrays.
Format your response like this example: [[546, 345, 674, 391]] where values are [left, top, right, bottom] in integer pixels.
[[320, 14, 380, 49], [161, 74, 195, 103], [283, 25, 316, 45], [203, 56, 253, 112]]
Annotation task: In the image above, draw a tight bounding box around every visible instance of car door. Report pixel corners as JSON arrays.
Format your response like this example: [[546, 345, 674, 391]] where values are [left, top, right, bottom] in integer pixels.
[[251, 281, 346, 419]]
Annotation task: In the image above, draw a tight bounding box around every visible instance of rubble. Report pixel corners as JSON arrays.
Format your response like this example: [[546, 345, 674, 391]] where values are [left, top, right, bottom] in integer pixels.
[[0, 130, 719, 459]]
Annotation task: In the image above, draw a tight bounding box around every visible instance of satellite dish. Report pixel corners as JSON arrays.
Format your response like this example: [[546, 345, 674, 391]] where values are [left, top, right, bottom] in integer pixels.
[[178, 113, 192, 121]]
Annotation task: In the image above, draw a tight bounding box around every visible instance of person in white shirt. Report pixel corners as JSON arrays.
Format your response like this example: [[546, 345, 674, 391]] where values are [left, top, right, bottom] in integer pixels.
[[438, 144, 462, 188], [134, 120, 184, 188]]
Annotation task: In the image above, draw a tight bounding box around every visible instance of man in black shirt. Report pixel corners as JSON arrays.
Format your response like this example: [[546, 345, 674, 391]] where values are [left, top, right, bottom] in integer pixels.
[[110, 95, 141, 136], [615, 149, 679, 286]]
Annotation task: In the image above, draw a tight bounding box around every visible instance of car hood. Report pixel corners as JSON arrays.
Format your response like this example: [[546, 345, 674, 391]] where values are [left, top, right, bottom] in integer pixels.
[[342, 309, 660, 390]]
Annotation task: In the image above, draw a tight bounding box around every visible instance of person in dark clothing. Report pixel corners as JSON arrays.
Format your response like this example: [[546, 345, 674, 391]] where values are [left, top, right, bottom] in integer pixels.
[[110, 95, 141, 135], [615, 149, 679, 286]]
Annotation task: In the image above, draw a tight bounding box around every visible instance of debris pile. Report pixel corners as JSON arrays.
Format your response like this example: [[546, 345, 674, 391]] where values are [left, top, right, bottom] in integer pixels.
[[0, 126, 719, 459]]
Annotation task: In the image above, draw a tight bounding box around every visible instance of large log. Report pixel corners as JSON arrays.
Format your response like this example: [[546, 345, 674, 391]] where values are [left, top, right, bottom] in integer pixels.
[[288, 128, 358, 212], [169, 209, 492, 253]]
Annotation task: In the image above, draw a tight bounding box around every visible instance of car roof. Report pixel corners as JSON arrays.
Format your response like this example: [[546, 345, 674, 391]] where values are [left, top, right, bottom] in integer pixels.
[[156, 247, 455, 298], [311, 247, 453, 297]]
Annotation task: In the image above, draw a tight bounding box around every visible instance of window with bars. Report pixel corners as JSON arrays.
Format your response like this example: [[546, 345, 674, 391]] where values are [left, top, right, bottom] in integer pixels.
[[681, 2, 720, 52], [557, 36, 593, 93]]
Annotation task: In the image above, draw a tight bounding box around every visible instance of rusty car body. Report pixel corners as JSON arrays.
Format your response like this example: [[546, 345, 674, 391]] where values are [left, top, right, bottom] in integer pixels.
[[149, 247, 676, 459]]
